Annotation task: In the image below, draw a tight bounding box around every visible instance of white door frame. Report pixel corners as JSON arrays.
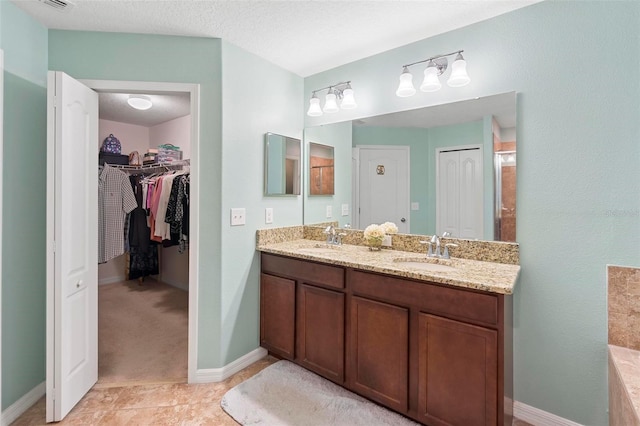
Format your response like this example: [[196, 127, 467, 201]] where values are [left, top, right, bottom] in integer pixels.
[[80, 79, 200, 384], [0, 48, 4, 412], [352, 145, 410, 231], [435, 144, 483, 238]]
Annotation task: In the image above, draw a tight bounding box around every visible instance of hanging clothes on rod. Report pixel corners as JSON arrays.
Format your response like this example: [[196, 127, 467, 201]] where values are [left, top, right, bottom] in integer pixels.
[[98, 164, 138, 264], [102, 160, 191, 282]]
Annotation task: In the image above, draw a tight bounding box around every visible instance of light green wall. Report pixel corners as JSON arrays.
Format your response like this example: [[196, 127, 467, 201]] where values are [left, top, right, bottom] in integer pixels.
[[304, 121, 352, 227], [305, 2, 640, 424], [48, 31, 226, 369], [0, 0, 48, 411], [220, 41, 302, 364]]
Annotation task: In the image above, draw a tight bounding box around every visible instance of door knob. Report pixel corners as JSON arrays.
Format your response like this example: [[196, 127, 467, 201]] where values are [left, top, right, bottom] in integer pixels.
[[400, 218, 406, 223], [76, 280, 82, 288]]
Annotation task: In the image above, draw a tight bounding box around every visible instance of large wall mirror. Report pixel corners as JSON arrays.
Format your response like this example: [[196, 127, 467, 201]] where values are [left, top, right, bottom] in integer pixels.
[[302, 91, 517, 242], [264, 132, 301, 196]]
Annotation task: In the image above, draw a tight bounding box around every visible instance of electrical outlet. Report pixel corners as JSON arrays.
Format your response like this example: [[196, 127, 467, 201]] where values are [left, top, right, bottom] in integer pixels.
[[265, 208, 273, 224], [341, 204, 349, 216], [230, 208, 246, 226], [411, 202, 420, 211], [326, 205, 332, 218]]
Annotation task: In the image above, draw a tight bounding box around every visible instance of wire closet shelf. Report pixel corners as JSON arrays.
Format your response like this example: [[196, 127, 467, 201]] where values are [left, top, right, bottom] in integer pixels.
[[104, 159, 190, 174]]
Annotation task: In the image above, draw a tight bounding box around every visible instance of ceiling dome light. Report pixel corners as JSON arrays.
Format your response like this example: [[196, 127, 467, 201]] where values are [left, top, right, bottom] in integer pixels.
[[323, 89, 339, 113], [420, 60, 441, 92], [340, 84, 357, 110], [307, 93, 323, 117], [447, 52, 470, 87], [127, 95, 153, 110], [396, 67, 416, 97]]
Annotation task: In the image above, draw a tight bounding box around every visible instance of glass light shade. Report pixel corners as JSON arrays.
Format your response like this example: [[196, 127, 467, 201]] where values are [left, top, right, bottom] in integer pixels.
[[323, 91, 339, 113], [307, 95, 323, 117], [447, 54, 470, 87], [420, 63, 441, 92], [340, 87, 357, 110], [127, 95, 152, 110], [396, 69, 416, 97]]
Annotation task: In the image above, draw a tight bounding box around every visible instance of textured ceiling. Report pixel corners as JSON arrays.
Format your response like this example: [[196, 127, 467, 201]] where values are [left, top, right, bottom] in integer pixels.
[[14, 0, 540, 77], [19, 0, 537, 126]]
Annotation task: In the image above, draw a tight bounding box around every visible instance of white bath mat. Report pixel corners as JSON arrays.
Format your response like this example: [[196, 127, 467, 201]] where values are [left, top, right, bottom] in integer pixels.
[[221, 360, 419, 425]]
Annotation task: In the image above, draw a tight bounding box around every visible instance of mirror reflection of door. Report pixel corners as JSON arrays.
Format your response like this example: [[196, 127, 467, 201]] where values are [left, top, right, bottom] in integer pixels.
[[355, 146, 410, 233], [309, 142, 334, 195], [436, 145, 483, 239]]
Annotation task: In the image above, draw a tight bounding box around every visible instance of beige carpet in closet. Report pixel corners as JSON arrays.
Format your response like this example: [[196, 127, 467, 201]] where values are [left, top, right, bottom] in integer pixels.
[[98, 279, 188, 386]]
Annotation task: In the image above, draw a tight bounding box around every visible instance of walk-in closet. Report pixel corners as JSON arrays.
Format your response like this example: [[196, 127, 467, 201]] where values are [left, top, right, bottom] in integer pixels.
[[97, 91, 191, 386]]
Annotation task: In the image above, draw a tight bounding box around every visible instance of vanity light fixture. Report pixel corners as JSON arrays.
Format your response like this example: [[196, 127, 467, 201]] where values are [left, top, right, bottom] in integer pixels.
[[127, 95, 153, 110], [396, 50, 470, 98], [307, 81, 357, 117]]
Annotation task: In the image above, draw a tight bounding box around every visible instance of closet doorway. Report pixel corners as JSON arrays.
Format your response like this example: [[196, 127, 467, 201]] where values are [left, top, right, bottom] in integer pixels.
[[84, 79, 200, 387]]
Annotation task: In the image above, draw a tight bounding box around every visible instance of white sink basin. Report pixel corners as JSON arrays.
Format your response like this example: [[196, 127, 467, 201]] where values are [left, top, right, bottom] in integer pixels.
[[297, 245, 342, 255], [393, 257, 457, 273]]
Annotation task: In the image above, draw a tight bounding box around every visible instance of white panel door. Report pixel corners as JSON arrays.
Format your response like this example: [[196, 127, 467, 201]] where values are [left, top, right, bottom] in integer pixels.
[[46, 71, 99, 422], [438, 151, 460, 237], [436, 147, 483, 239], [358, 146, 410, 233]]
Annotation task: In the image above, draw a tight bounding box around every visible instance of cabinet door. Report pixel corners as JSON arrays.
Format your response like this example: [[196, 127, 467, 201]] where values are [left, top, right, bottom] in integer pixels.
[[349, 296, 409, 412], [297, 284, 345, 383], [260, 273, 295, 359], [418, 314, 498, 426]]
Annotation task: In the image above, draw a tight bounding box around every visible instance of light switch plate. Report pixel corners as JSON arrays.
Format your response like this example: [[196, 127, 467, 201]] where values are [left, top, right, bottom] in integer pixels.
[[341, 204, 349, 216], [411, 202, 420, 211], [265, 208, 273, 224], [231, 208, 246, 226], [326, 205, 332, 218]]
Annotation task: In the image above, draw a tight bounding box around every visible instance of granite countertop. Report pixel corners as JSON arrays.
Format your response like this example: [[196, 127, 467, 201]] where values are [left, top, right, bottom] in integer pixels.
[[257, 239, 520, 295]]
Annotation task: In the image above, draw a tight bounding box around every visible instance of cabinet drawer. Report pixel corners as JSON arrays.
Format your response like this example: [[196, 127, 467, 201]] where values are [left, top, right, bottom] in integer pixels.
[[349, 270, 498, 327], [262, 253, 345, 289]]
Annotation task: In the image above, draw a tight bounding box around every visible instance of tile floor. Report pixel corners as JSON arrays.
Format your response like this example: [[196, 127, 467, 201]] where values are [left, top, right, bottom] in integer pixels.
[[12, 356, 533, 425]]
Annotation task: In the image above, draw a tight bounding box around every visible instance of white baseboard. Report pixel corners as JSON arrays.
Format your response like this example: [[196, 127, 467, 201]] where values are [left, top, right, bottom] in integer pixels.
[[514, 400, 583, 426], [1, 381, 45, 426], [193, 347, 268, 383]]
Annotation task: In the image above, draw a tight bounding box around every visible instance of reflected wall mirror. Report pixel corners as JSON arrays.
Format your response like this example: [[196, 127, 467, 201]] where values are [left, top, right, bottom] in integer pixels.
[[308, 142, 335, 195], [264, 132, 301, 196], [302, 91, 517, 242]]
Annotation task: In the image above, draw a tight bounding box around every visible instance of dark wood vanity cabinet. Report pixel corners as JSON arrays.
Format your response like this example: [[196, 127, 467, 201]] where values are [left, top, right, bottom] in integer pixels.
[[261, 253, 346, 384], [349, 296, 409, 413], [259, 273, 295, 360], [418, 314, 498, 426], [260, 253, 512, 426], [297, 283, 345, 382]]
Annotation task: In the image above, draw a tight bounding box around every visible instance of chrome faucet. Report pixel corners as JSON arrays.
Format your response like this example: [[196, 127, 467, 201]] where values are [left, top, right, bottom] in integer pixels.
[[426, 232, 453, 258], [324, 225, 347, 245], [324, 225, 336, 244]]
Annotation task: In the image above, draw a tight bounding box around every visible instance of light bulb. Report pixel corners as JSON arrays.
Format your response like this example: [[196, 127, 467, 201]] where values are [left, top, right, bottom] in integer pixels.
[[307, 94, 323, 117], [396, 67, 416, 97], [420, 61, 441, 92], [447, 53, 470, 87], [340, 85, 357, 110], [323, 90, 339, 113]]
